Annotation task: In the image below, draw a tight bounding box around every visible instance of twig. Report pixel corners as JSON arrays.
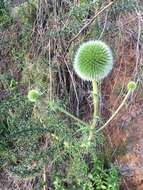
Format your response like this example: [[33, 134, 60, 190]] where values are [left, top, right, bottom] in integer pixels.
[[133, 10, 142, 77], [65, 1, 114, 52]]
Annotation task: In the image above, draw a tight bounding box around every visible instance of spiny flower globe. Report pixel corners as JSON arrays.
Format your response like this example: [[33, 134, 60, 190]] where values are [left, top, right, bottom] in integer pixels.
[[74, 40, 113, 81], [27, 89, 40, 102], [127, 81, 137, 91]]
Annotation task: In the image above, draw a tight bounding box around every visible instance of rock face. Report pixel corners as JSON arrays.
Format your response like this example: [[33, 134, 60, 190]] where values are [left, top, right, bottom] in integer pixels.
[[102, 38, 143, 189]]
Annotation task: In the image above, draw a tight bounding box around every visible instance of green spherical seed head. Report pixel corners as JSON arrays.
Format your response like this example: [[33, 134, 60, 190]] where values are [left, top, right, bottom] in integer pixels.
[[127, 81, 137, 91], [27, 89, 40, 102], [74, 40, 113, 81]]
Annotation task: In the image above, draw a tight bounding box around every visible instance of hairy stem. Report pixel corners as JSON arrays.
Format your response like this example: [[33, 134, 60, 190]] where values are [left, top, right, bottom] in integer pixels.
[[88, 80, 98, 143]]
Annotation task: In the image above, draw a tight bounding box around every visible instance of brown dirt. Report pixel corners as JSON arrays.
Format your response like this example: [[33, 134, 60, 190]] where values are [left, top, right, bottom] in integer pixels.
[[102, 38, 143, 189]]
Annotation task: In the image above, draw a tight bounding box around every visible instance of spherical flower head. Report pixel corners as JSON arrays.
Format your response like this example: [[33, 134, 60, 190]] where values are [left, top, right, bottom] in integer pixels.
[[27, 89, 40, 102], [73, 40, 113, 81], [127, 81, 137, 91]]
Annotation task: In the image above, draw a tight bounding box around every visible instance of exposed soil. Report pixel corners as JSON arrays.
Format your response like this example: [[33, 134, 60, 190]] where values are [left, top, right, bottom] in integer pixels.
[[102, 40, 143, 189]]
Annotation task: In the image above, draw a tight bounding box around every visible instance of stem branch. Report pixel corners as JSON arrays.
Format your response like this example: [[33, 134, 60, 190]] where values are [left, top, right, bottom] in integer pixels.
[[56, 106, 89, 127], [96, 90, 131, 133]]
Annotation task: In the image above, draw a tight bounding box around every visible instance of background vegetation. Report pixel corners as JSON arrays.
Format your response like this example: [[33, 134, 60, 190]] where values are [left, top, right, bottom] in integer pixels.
[[0, 0, 142, 189]]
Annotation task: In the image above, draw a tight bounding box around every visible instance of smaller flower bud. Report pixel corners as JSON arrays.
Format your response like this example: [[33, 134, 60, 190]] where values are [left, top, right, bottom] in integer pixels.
[[127, 81, 137, 91], [27, 89, 40, 102]]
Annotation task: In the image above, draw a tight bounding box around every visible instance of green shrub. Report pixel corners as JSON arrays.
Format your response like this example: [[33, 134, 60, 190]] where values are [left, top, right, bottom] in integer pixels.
[[0, 0, 12, 27]]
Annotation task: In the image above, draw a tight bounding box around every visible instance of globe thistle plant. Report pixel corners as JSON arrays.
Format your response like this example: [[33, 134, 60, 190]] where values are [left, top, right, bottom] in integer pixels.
[[73, 40, 113, 144], [74, 40, 113, 81], [74, 42, 137, 144]]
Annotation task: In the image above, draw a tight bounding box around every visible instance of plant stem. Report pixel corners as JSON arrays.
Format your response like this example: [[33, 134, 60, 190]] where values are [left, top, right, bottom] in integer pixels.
[[56, 106, 89, 127], [88, 80, 98, 143], [95, 90, 131, 133]]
